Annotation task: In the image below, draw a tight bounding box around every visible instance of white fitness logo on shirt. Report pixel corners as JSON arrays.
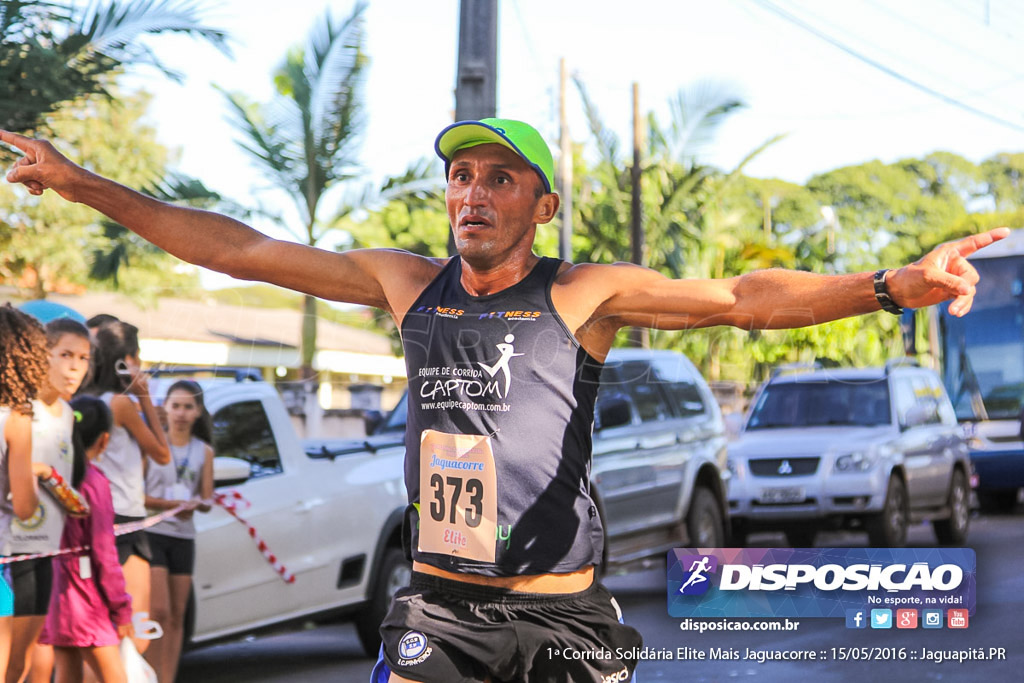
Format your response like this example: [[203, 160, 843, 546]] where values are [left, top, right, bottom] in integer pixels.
[[477, 334, 524, 398]]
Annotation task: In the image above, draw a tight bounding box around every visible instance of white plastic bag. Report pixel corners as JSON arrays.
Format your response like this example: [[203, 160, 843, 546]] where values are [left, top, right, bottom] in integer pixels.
[[120, 637, 158, 683]]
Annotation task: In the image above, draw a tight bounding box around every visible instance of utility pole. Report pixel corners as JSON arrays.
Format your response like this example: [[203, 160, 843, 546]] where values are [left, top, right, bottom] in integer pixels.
[[629, 82, 647, 348], [450, 0, 499, 255], [558, 58, 573, 261]]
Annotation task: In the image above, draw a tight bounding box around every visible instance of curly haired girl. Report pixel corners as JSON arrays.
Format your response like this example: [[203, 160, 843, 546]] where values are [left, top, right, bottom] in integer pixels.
[[0, 304, 50, 678]]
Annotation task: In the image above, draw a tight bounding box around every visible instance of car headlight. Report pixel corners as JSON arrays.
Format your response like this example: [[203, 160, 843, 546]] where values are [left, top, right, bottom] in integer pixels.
[[726, 458, 741, 477], [835, 446, 889, 473]]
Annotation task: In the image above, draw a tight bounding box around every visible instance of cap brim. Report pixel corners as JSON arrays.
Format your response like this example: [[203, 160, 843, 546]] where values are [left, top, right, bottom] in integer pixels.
[[434, 121, 552, 193]]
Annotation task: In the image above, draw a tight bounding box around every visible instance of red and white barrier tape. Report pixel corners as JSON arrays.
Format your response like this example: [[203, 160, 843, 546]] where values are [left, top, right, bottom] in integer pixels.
[[1, 492, 295, 584], [213, 491, 295, 584], [0, 505, 189, 565]]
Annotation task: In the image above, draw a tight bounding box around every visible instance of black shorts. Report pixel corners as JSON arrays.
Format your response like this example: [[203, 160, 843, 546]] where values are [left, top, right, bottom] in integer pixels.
[[146, 533, 195, 575], [114, 515, 152, 565], [11, 556, 53, 617], [377, 572, 642, 683]]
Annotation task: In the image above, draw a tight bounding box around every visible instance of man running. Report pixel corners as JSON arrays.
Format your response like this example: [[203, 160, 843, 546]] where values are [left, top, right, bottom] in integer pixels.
[[1, 121, 1007, 682]]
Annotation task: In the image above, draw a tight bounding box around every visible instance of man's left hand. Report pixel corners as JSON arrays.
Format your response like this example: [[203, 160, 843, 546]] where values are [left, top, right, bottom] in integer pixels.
[[888, 228, 1010, 316]]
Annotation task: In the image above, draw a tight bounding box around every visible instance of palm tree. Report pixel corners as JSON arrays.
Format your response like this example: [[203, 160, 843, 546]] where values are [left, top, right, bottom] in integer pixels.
[[217, 2, 368, 418], [572, 78, 784, 376], [0, 0, 229, 135]]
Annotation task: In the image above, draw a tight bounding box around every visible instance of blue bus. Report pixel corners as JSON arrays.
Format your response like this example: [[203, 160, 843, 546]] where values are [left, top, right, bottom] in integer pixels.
[[930, 229, 1024, 511]]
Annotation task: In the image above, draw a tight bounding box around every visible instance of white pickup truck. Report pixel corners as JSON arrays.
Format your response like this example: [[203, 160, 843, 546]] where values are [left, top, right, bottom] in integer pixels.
[[160, 349, 730, 658], [150, 372, 409, 658]]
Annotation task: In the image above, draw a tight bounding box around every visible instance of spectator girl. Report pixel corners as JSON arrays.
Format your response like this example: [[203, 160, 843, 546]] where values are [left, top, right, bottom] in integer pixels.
[[143, 381, 213, 683], [81, 321, 169, 655], [40, 396, 134, 683], [7, 319, 92, 683], [0, 305, 50, 679]]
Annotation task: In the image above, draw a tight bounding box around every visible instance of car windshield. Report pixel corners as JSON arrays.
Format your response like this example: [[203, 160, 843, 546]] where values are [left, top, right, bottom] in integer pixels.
[[376, 393, 408, 434], [746, 378, 891, 429]]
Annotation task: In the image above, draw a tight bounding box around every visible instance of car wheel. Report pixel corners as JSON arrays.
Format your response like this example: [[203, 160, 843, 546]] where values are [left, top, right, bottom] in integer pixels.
[[978, 489, 1019, 514], [866, 476, 908, 547], [933, 469, 970, 545], [784, 528, 817, 548], [686, 487, 724, 547], [356, 546, 411, 658]]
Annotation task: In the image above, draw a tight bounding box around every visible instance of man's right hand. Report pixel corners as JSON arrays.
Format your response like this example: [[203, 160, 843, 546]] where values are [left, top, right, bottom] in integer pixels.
[[1, 130, 83, 201]]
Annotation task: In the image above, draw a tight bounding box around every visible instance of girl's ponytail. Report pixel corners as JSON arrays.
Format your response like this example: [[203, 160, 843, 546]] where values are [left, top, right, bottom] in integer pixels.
[[69, 396, 113, 488]]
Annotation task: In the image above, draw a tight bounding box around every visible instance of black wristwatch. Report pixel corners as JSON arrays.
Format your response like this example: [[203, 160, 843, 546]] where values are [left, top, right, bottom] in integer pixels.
[[873, 269, 904, 315]]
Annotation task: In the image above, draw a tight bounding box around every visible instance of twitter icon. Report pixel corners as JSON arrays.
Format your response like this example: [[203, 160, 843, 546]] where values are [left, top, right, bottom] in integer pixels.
[[871, 609, 892, 629]]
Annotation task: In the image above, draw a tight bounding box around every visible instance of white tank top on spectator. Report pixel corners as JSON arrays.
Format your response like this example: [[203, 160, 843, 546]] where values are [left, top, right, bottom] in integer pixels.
[[97, 392, 147, 518], [9, 398, 74, 554], [144, 437, 206, 539], [0, 407, 15, 555]]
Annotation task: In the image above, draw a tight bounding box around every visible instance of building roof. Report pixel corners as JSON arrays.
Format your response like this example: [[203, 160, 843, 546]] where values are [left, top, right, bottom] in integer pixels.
[[40, 290, 394, 356]]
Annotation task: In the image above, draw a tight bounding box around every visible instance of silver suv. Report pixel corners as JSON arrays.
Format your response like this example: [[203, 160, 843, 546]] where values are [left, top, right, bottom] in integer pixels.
[[727, 361, 971, 547], [593, 349, 729, 568]]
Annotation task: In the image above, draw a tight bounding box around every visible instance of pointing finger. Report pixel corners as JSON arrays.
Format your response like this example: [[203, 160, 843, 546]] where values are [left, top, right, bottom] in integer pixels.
[[950, 227, 1010, 257], [0, 129, 36, 154]]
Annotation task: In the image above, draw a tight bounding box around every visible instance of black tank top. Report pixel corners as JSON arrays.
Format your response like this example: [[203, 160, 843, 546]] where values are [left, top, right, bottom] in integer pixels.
[[400, 256, 604, 576]]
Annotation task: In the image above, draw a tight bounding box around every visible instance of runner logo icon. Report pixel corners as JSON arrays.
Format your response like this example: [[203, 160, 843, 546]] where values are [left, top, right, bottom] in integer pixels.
[[478, 334, 524, 397], [678, 554, 717, 595]]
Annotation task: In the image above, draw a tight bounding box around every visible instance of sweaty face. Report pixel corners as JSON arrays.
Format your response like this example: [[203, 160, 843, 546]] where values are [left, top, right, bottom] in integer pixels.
[[165, 389, 201, 433], [445, 144, 551, 264], [48, 333, 90, 400]]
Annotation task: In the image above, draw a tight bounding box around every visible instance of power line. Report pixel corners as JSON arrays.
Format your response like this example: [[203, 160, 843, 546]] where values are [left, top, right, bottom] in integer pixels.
[[756, 0, 1024, 134], [864, 0, 1024, 82]]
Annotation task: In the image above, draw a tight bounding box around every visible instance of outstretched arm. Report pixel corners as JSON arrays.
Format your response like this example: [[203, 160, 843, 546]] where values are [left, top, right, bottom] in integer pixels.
[[1, 130, 435, 313], [563, 228, 1009, 350]]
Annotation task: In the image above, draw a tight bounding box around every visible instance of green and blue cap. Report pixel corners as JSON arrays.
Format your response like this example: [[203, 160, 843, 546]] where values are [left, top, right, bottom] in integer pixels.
[[434, 118, 555, 194]]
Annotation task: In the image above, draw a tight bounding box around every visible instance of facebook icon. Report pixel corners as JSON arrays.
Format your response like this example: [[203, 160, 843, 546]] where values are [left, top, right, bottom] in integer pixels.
[[846, 609, 867, 629]]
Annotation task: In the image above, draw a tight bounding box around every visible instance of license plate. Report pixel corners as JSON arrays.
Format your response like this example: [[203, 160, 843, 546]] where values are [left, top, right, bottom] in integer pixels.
[[759, 487, 805, 504]]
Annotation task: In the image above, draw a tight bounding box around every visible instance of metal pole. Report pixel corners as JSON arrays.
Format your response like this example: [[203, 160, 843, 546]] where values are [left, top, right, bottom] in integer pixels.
[[558, 58, 573, 261], [449, 0, 499, 255], [454, 0, 498, 122], [631, 82, 643, 269], [630, 82, 647, 348]]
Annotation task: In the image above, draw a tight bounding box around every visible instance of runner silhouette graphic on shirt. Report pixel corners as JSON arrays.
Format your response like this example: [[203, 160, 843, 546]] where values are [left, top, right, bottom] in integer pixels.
[[679, 556, 712, 593], [478, 334, 524, 397]]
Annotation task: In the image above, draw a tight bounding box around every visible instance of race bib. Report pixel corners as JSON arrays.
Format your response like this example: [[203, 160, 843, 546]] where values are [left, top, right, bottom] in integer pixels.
[[418, 429, 498, 563]]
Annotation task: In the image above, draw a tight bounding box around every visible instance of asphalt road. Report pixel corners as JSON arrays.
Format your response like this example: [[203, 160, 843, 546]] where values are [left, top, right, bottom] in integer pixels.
[[178, 510, 1023, 682]]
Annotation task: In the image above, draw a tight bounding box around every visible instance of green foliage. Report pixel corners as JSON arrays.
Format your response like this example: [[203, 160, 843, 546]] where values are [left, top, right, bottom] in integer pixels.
[[0, 90, 197, 300], [217, 2, 367, 241], [0, 0, 228, 139]]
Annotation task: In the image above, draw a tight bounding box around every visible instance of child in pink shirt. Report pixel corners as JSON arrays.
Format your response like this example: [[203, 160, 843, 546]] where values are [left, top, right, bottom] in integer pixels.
[[40, 396, 134, 681]]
